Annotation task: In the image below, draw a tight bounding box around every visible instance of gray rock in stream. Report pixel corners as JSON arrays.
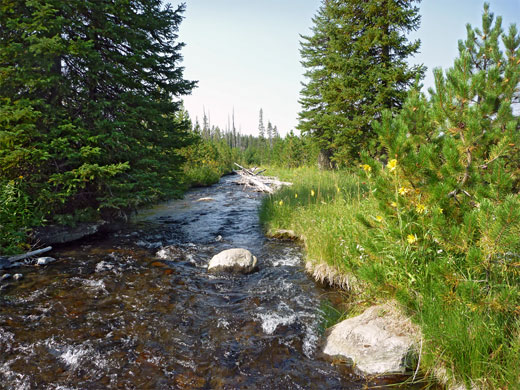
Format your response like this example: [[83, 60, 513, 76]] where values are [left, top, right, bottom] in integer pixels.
[[37, 257, 56, 266], [208, 248, 258, 274], [31, 222, 106, 245], [1, 273, 12, 281], [322, 304, 417, 377]]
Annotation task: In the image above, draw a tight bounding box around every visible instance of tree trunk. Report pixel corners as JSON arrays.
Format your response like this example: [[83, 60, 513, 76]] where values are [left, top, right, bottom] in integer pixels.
[[317, 149, 335, 170]]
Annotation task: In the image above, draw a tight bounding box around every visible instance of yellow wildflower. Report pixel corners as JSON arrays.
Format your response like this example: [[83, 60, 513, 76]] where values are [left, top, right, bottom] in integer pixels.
[[336, 186, 340, 193], [398, 187, 409, 195], [278, 200, 283, 206], [416, 203, 427, 214], [18, 175, 23, 179], [295, 193, 298, 199], [311, 189, 315, 197], [387, 159, 398, 172], [407, 234, 418, 244], [437, 207, 443, 214], [375, 215, 383, 222], [360, 164, 372, 172], [390, 201, 397, 208]]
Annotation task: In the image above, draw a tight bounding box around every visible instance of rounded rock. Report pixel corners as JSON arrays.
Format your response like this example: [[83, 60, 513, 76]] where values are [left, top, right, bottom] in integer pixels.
[[208, 248, 258, 274], [37, 257, 56, 266], [1, 273, 12, 282], [322, 304, 417, 376]]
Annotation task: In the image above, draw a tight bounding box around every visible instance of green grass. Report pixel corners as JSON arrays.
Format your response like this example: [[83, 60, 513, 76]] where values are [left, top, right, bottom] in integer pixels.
[[184, 165, 222, 187], [260, 166, 520, 389]]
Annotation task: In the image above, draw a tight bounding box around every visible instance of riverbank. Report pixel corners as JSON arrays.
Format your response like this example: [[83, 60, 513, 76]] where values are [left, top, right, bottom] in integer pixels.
[[260, 166, 520, 390]]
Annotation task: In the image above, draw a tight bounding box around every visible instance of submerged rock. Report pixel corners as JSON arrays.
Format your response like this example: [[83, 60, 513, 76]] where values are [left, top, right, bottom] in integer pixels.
[[32, 222, 104, 245], [0, 257, 12, 270], [1, 273, 12, 281], [196, 197, 214, 202], [208, 248, 258, 274], [37, 257, 56, 266], [322, 304, 417, 376], [13, 274, 23, 281], [270, 229, 300, 240], [156, 245, 186, 261]]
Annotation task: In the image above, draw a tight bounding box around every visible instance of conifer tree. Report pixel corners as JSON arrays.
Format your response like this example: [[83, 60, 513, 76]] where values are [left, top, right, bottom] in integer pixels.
[[273, 126, 280, 139], [267, 121, 273, 147], [298, 0, 424, 166], [364, 6, 520, 383], [367, 2, 520, 297], [258, 108, 266, 140], [0, 0, 195, 227]]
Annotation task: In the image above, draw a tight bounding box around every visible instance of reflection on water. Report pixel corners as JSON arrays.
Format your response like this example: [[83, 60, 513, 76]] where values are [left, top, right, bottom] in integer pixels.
[[0, 176, 422, 389]]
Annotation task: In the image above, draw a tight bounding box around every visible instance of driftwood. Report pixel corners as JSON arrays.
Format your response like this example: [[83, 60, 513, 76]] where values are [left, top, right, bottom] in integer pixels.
[[7, 246, 52, 263], [234, 163, 292, 194]]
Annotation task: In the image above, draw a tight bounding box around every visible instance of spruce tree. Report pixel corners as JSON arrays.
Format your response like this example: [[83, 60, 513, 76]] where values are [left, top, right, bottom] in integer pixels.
[[267, 121, 273, 147], [258, 108, 266, 140], [298, 0, 424, 166], [273, 125, 280, 139], [0, 0, 195, 232]]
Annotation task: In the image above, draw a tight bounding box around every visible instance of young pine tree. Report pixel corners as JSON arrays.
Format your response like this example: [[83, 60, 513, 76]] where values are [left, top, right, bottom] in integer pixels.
[[372, 3, 520, 253], [365, 6, 520, 385]]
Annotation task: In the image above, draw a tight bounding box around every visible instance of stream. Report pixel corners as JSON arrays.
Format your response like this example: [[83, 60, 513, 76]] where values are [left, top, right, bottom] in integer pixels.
[[0, 175, 420, 389]]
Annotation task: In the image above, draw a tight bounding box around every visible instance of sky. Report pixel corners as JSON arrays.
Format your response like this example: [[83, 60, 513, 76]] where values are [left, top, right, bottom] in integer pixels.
[[174, 0, 520, 136]]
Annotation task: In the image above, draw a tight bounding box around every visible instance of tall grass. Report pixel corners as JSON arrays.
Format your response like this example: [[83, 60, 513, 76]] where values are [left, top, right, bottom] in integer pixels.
[[260, 166, 520, 389]]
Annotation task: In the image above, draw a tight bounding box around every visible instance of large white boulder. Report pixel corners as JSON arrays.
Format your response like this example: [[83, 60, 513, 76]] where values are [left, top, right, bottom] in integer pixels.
[[208, 248, 258, 274], [323, 304, 417, 376]]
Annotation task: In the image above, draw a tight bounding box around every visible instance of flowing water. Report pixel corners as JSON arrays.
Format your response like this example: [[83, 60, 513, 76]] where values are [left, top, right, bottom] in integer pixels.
[[0, 176, 421, 390]]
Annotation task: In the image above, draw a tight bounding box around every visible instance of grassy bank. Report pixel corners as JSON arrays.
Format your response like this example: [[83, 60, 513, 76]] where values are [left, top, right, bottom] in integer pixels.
[[260, 166, 520, 389]]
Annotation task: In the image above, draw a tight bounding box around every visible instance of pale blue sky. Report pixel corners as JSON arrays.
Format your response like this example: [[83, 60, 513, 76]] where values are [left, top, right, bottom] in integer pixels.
[[175, 0, 520, 136]]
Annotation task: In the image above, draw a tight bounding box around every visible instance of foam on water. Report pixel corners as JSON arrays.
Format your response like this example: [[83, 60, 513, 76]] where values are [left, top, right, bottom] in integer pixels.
[[59, 346, 90, 369], [95, 260, 113, 272]]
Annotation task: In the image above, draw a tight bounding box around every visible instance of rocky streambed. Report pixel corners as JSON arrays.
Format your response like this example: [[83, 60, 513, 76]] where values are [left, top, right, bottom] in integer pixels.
[[0, 175, 425, 389]]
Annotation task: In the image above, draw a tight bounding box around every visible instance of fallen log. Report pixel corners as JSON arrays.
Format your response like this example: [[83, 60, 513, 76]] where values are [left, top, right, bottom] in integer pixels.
[[234, 162, 256, 176], [238, 175, 275, 194], [8, 246, 52, 263], [234, 163, 292, 193]]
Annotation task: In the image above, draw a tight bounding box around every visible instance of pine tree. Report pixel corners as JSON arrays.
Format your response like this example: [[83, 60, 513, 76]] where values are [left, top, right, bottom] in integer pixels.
[[365, 5, 520, 383], [369, 2, 520, 282], [298, 0, 424, 166]]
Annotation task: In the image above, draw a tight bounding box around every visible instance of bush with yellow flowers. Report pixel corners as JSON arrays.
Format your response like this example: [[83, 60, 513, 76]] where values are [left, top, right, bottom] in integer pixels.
[[358, 5, 520, 388]]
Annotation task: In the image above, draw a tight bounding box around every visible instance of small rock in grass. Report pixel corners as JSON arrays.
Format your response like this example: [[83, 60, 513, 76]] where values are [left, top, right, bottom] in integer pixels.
[[37, 257, 56, 266]]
